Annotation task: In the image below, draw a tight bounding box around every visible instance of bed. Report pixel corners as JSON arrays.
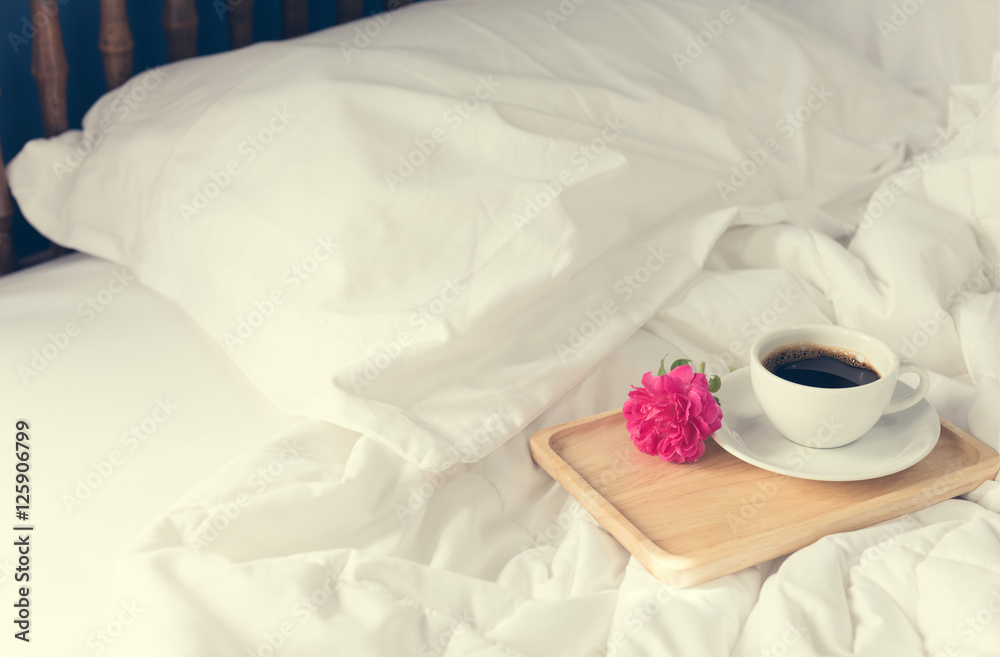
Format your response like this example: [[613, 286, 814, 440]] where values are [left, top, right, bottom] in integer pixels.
[[1, 0, 998, 655]]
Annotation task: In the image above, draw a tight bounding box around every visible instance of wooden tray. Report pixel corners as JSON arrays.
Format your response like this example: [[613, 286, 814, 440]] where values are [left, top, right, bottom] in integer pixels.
[[529, 410, 999, 588]]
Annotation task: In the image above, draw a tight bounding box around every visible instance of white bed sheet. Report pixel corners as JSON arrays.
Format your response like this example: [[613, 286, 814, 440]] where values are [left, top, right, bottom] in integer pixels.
[[35, 308, 997, 657], [0, 2, 998, 656], [84, 65, 998, 657], [0, 254, 302, 654], [2, 212, 997, 657], [0, 243, 997, 657]]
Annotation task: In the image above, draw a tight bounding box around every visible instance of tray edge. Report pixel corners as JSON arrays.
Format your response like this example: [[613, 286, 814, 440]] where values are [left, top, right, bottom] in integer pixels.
[[529, 410, 697, 582], [529, 410, 1000, 588]]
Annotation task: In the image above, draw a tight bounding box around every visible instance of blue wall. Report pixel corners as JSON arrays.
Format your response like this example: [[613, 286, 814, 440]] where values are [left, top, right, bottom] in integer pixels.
[[1, 0, 391, 260]]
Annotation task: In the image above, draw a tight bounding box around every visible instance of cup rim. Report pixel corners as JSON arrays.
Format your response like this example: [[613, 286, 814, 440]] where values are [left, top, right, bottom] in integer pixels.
[[750, 324, 897, 392]]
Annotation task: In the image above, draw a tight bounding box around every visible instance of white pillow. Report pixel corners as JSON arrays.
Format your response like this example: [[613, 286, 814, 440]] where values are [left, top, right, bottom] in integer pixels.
[[9, 0, 942, 471], [757, 0, 1000, 109]]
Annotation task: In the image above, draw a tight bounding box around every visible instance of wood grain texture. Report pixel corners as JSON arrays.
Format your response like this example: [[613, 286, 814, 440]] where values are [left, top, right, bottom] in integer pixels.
[[530, 410, 1000, 588], [283, 0, 309, 38], [99, 0, 134, 90], [228, 0, 255, 49], [29, 0, 69, 137], [163, 0, 199, 62]]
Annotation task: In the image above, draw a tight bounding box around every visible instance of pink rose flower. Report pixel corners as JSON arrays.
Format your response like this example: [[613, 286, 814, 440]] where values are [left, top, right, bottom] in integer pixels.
[[623, 364, 723, 464]]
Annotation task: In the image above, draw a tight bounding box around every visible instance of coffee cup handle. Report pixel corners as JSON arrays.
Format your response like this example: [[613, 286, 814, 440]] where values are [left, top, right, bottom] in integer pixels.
[[884, 361, 931, 414]]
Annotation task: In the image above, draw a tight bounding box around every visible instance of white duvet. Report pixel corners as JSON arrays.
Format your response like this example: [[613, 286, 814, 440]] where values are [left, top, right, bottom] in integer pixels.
[[4, 1, 999, 656], [102, 59, 999, 657]]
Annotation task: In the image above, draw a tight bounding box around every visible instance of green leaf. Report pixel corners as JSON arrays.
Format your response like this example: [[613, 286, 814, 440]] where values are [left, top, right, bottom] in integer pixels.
[[699, 362, 705, 374], [708, 375, 721, 393], [729, 365, 737, 373], [669, 358, 691, 371], [658, 356, 667, 376], [713, 395, 721, 406]]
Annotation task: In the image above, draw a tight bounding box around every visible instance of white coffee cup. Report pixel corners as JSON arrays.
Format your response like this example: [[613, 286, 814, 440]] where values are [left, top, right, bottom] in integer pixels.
[[750, 325, 931, 448]]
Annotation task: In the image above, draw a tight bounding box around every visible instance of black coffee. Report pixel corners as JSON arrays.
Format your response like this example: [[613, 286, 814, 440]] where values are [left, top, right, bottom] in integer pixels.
[[762, 343, 880, 389]]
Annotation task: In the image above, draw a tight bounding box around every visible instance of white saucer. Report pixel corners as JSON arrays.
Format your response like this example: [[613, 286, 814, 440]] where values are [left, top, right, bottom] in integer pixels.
[[713, 368, 940, 481]]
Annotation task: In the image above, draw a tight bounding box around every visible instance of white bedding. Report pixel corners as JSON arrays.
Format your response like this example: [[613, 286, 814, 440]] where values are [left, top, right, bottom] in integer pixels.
[[0, 255, 302, 653], [2, 1, 999, 656], [9, 0, 950, 473]]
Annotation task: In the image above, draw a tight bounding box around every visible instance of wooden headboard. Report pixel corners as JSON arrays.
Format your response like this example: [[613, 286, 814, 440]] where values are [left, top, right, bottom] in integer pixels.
[[0, 0, 406, 276]]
